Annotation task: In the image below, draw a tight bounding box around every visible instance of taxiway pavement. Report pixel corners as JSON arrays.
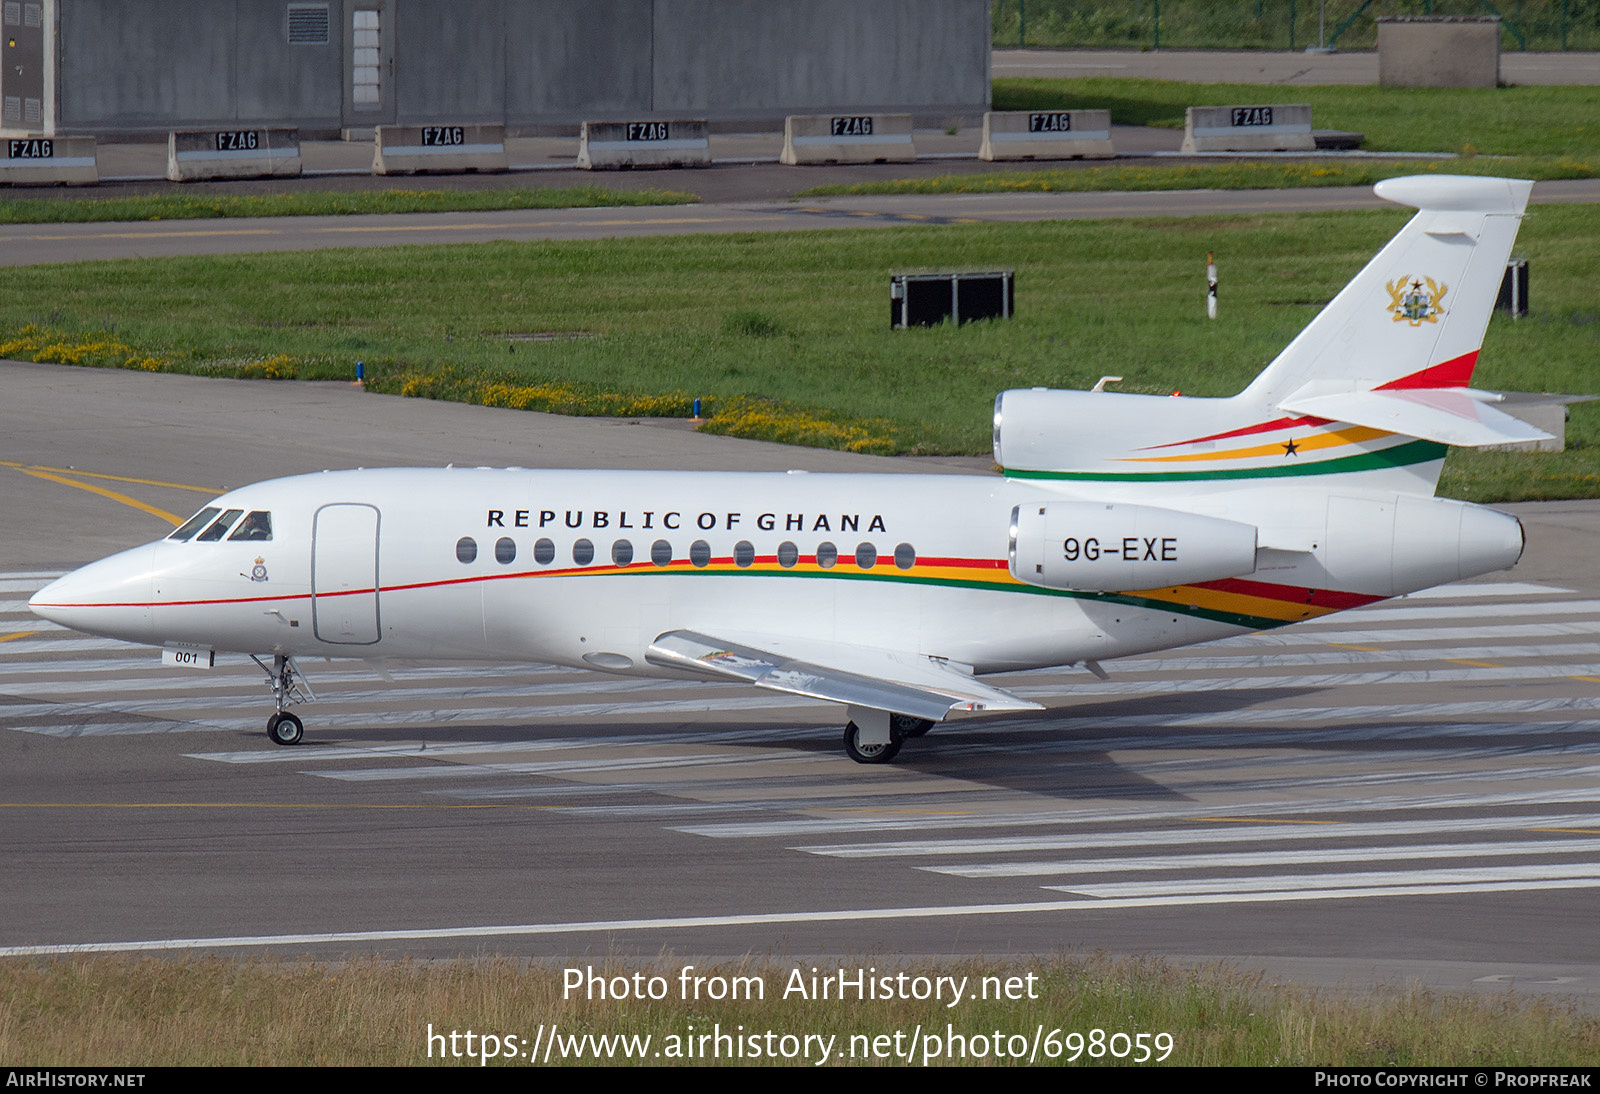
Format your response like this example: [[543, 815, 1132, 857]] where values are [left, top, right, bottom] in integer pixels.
[[3, 361, 1600, 1001]]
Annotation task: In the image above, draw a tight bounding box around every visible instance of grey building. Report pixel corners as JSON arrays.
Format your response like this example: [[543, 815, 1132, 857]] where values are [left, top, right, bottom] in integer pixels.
[[2, 0, 991, 138]]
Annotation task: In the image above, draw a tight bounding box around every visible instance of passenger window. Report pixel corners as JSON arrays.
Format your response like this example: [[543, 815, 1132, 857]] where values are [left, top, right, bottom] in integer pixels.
[[894, 543, 916, 570], [734, 541, 755, 568], [651, 540, 673, 567], [573, 538, 594, 565], [495, 537, 516, 564], [227, 511, 273, 542], [690, 540, 711, 568], [196, 509, 244, 542], [855, 543, 877, 569], [777, 541, 799, 568], [534, 538, 555, 565], [456, 536, 477, 563], [168, 507, 221, 542], [816, 542, 837, 569], [612, 539, 633, 566]]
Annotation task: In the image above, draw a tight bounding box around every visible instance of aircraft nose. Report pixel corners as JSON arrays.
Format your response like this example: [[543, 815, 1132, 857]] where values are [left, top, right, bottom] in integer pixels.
[[29, 544, 158, 644]]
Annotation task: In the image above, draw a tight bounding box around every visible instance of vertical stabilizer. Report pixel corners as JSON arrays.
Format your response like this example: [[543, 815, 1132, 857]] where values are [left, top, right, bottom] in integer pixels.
[[995, 177, 1535, 496], [1242, 175, 1532, 405]]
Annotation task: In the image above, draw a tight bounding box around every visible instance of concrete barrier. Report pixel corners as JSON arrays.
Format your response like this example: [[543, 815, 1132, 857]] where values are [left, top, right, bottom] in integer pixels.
[[1180, 105, 1315, 154], [1483, 396, 1585, 454], [1378, 15, 1500, 89], [979, 110, 1113, 161], [780, 113, 914, 165], [373, 124, 508, 175], [167, 128, 301, 182], [577, 119, 710, 170], [0, 136, 97, 186]]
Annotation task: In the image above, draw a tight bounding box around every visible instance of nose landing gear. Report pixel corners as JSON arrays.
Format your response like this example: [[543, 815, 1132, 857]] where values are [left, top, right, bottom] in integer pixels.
[[251, 653, 316, 746]]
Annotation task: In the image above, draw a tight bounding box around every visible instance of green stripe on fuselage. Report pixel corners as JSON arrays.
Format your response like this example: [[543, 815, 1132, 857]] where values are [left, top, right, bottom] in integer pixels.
[[1002, 439, 1447, 483]]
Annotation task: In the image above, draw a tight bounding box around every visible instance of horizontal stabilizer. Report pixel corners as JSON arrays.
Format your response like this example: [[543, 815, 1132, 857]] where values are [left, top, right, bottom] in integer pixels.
[[646, 630, 1041, 722], [1280, 387, 1552, 448]]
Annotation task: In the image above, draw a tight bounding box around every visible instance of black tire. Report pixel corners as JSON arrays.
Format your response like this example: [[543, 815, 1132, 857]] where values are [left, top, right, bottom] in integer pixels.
[[843, 720, 902, 764], [890, 714, 935, 739], [267, 711, 304, 747]]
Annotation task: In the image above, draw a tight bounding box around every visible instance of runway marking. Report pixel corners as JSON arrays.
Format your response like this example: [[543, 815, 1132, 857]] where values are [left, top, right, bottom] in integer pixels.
[[0, 630, 42, 643], [309, 751, 796, 781], [1049, 864, 1600, 899], [684, 809, 1600, 843], [5, 463, 220, 494], [1234, 622, 1600, 646], [924, 838, 1600, 878], [1400, 582, 1572, 598], [1191, 816, 1337, 825], [9, 879, 1600, 956], [16, 468, 183, 526], [311, 215, 784, 234], [794, 816, 1600, 859], [1307, 599, 1600, 622]]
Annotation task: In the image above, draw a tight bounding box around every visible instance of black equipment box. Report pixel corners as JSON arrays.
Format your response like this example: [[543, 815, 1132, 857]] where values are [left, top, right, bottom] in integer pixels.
[[891, 270, 1014, 329], [1496, 258, 1529, 317]]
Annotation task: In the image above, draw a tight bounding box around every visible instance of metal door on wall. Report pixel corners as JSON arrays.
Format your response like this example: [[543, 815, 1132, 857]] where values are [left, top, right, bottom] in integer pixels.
[[2, 1, 45, 132], [342, 0, 394, 128], [312, 503, 381, 645]]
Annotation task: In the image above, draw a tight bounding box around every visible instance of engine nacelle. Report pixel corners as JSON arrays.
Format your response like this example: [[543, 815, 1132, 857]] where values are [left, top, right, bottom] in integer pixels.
[[1009, 502, 1259, 592]]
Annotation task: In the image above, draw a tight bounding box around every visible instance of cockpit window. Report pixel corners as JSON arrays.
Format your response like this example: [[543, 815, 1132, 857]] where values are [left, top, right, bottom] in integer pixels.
[[195, 509, 245, 542], [168, 507, 221, 542], [227, 511, 273, 542]]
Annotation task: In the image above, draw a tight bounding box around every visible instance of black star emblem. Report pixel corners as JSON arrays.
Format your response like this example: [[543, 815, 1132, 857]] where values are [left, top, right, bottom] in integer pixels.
[[1282, 438, 1300, 457]]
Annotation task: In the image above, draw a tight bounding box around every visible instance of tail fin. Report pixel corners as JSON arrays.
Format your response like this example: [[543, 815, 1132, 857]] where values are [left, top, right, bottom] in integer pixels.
[[1242, 175, 1531, 403], [995, 176, 1545, 495]]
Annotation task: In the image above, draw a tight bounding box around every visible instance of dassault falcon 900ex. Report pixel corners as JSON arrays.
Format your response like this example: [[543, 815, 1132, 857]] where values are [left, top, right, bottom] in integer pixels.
[[31, 176, 1546, 763]]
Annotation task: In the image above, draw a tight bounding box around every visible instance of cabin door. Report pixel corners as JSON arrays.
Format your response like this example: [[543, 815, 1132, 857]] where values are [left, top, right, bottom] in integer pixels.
[[312, 503, 381, 645]]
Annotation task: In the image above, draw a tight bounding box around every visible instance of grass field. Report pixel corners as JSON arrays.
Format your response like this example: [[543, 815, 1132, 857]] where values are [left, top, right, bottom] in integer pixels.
[[3, 953, 1596, 1066], [2, 203, 1597, 499], [801, 79, 1600, 200]]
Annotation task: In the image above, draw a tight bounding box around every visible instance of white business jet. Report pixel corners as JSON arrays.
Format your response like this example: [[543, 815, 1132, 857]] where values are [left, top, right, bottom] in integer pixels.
[[30, 176, 1546, 762]]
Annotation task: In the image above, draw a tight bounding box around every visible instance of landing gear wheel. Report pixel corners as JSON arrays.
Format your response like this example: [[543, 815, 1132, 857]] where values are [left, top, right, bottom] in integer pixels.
[[843, 720, 902, 764], [890, 714, 935, 739], [266, 711, 304, 747]]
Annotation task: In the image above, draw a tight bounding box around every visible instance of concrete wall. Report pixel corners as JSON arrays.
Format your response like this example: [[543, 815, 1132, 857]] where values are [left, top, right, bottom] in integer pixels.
[[54, 0, 988, 135], [59, 0, 341, 131], [651, 0, 991, 119], [1378, 16, 1501, 89], [501, 0, 655, 118]]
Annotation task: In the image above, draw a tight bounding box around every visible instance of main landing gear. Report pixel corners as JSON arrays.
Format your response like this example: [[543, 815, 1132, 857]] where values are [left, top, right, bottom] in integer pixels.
[[251, 653, 316, 746], [842, 712, 936, 764]]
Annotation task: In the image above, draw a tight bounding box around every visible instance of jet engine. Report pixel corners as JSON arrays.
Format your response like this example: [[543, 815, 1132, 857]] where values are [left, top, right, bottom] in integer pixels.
[[1009, 502, 1259, 592]]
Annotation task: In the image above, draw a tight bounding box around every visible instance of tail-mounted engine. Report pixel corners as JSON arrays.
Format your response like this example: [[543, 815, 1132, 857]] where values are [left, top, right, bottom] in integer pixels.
[[1009, 502, 1258, 592]]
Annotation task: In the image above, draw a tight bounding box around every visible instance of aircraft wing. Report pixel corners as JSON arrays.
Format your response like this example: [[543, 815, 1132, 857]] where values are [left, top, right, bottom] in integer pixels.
[[1279, 387, 1552, 448], [645, 630, 1042, 722]]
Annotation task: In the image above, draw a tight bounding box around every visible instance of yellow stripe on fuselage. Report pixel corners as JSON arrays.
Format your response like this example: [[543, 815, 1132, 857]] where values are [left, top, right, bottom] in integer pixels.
[[1121, 426, 1392, 464]]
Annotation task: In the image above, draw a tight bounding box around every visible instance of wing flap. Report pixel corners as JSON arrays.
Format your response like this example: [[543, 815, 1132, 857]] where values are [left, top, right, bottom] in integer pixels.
[[1280, 387, 1552, 448], [645, 630, 1041, 722]]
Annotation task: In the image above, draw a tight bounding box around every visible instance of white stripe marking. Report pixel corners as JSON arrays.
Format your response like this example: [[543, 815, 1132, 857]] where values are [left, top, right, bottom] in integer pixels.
[[7, 880, 1598, 956], [1050, 863, 1600, 899], [925, 837, 1600, 878]]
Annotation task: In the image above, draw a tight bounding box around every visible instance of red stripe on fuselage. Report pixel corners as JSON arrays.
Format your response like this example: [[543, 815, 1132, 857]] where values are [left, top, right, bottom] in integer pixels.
[[1140, 414, 1332, 451], [1195, 576, 1385, 611]]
